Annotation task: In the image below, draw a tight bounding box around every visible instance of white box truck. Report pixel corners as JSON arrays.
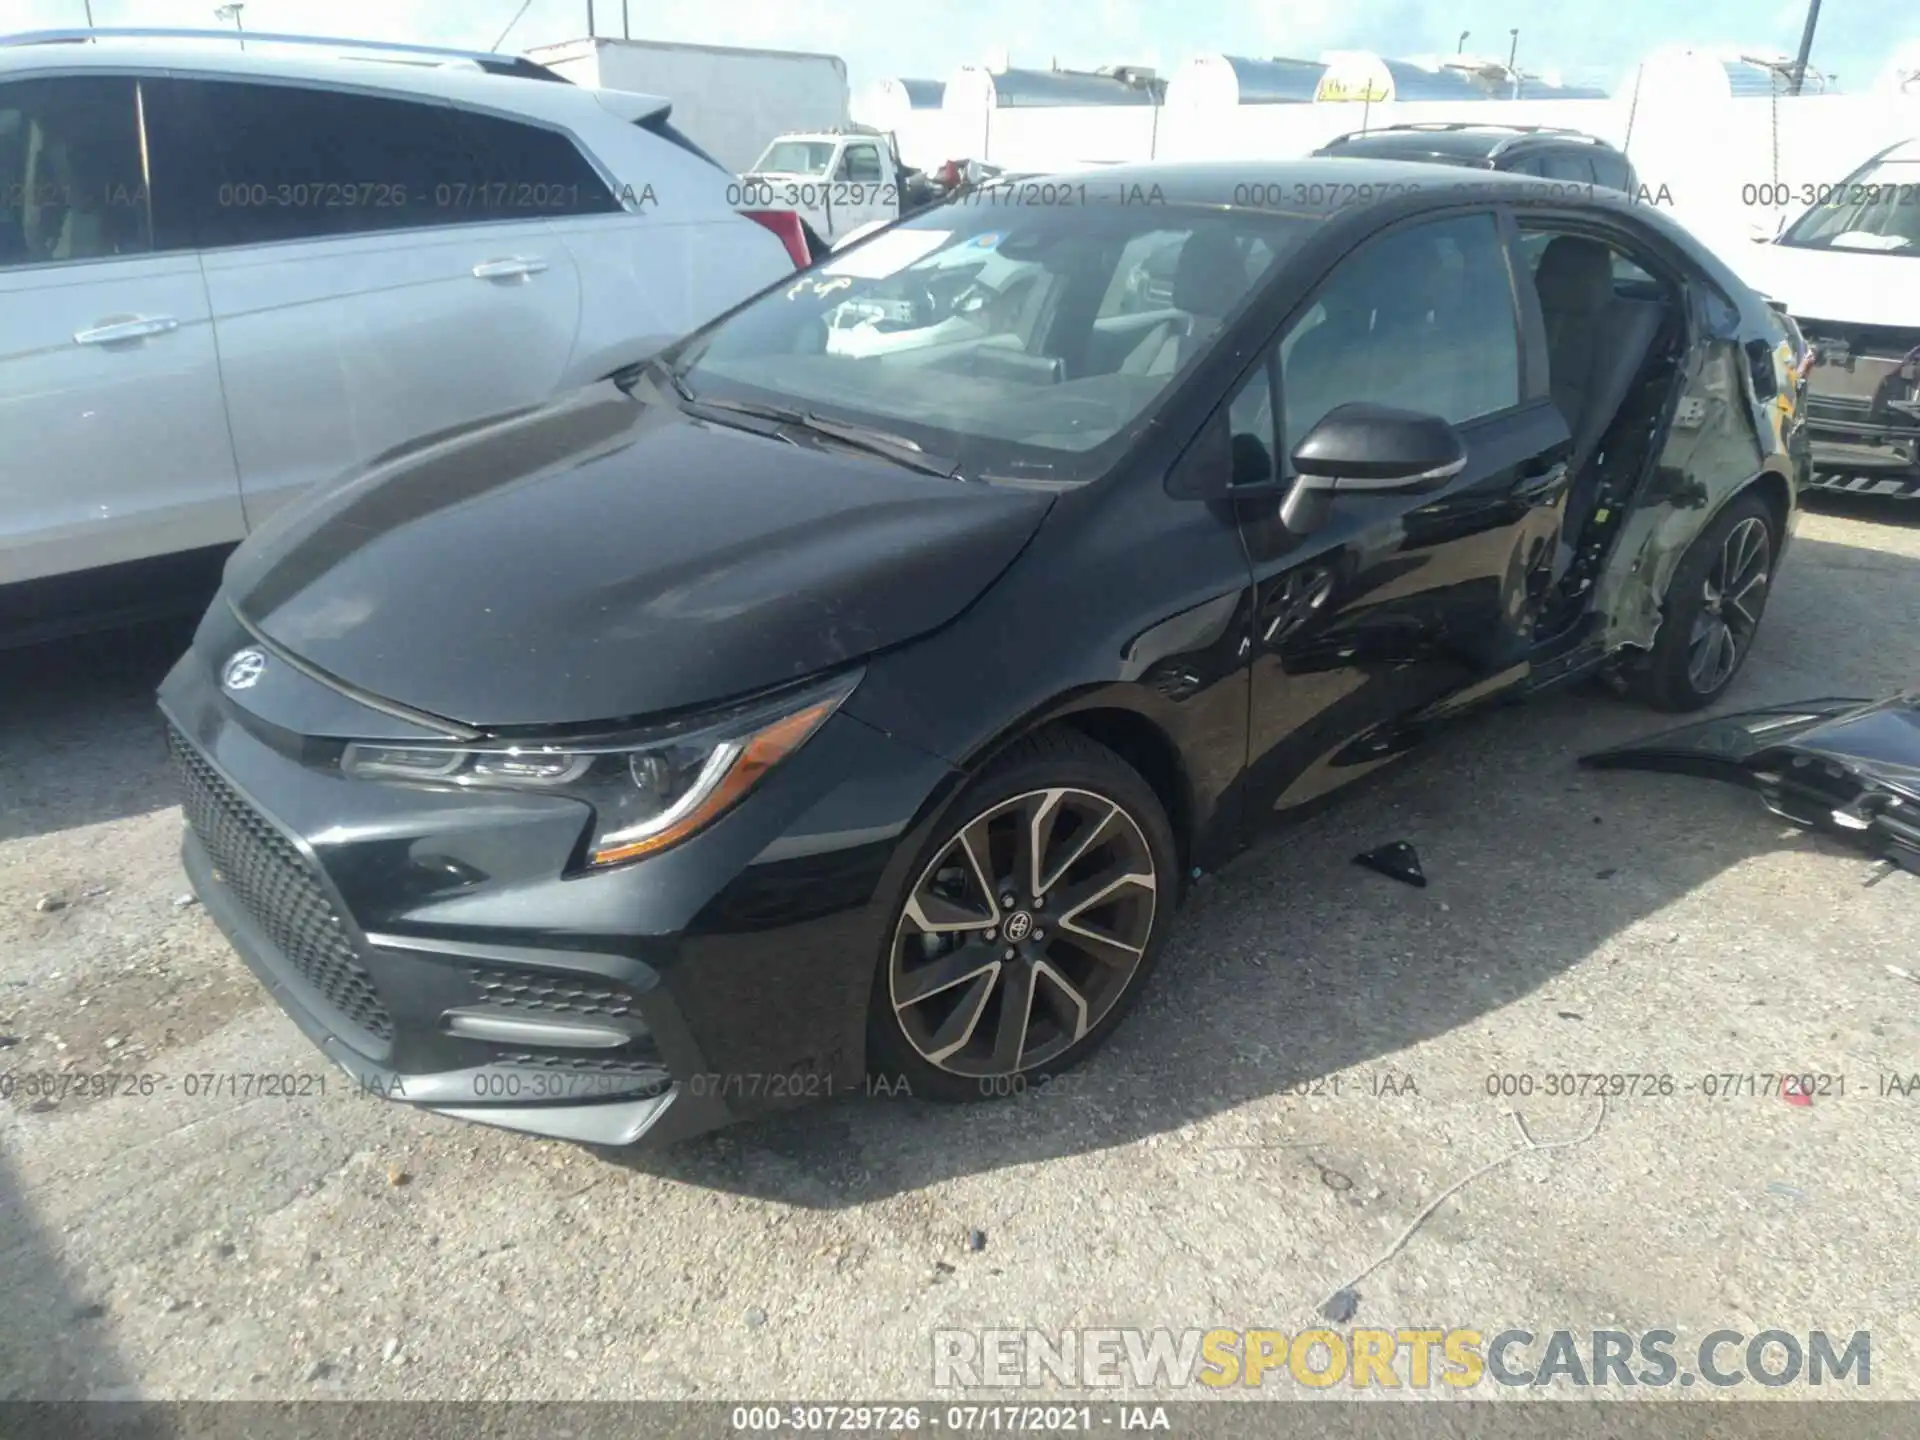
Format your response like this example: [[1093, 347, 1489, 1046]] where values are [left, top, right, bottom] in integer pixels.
[[525, 37, 851, 176]]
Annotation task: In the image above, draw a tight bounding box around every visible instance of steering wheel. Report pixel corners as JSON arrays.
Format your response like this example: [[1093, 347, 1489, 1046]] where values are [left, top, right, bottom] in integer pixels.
[[908, 283, 942, 325]]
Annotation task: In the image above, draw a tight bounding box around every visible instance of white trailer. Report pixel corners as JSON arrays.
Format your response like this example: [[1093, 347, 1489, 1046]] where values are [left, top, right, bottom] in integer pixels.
[[852, 77, 951, 172], [525, 37, 850, 175]]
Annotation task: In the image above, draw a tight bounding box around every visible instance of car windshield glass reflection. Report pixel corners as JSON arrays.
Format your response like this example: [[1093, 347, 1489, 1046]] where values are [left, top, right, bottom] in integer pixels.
[[1779, 157, 1920, 253], [754, 140, 836, 176], [677, 198, 1321, 479]]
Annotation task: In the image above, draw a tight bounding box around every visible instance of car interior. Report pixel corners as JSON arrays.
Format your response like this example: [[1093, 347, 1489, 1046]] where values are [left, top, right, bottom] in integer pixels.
[[1521, 228, 1688, 638], [770, 211, 1692, 494], [0, 83, 152, 265], [795, 220, 1282, 451], [1279, 227, 1520, 443]]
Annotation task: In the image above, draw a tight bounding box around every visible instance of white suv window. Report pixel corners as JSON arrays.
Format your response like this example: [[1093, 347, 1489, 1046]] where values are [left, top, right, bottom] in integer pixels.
[[0, 75, 154, 268], [170, 79, 619, 247]]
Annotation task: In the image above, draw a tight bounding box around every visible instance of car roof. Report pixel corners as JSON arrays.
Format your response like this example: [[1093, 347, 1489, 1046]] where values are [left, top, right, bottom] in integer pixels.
[[1018, 156, 1592, 208], [1320, 125, 1615, 163], [0, 35, 664, 128]]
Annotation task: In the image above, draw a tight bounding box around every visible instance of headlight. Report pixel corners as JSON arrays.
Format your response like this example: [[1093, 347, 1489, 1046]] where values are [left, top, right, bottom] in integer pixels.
[[341, 670, 859, 868]]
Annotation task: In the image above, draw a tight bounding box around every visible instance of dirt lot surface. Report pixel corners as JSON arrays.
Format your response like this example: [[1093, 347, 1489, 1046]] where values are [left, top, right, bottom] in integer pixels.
[[3, 498, 1917, 1409]]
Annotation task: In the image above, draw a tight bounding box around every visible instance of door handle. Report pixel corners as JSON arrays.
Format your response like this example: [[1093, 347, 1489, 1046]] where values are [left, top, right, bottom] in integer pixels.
[[73, 316, 179, 345], [471, 257, 549, 281], [1514, 460, 1570, 505]]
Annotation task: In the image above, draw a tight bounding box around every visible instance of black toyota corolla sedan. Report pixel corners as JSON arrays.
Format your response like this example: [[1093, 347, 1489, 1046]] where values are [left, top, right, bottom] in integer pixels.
[[160, 159, 1809, 1147]]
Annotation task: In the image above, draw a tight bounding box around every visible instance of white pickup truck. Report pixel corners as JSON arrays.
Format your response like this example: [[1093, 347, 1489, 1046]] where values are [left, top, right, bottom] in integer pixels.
[[736, 125, 940, 245]]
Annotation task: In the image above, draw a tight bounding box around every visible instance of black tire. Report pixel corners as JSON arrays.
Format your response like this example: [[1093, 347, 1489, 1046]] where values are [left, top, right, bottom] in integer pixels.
[[1628, 491, 1778, 712], [866, 728, 1178, 1104]]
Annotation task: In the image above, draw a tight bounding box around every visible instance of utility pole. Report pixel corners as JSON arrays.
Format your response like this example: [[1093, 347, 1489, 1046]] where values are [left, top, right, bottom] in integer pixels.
[[1789, 0, 1822, 95], [1507, 29, 1520, 98], [587, 1, 596, 38], [622, 1, 630, 38], [491, 0, 533, 51], [213, 3, 245, 50]]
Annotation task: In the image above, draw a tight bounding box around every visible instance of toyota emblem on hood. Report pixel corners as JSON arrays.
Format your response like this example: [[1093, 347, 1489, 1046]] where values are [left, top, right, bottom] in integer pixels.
[[223, 648, 268, 691]]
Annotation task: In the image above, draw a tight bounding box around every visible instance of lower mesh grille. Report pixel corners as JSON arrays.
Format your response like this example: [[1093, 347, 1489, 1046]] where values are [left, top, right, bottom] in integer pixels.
[[167, 725, 395, 1044], [470, 968, 637, 1019], [495, 1052, 662, 1074]]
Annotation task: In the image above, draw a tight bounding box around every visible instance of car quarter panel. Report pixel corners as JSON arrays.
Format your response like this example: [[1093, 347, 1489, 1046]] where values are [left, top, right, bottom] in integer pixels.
[[1575, 214, 1805, 655]]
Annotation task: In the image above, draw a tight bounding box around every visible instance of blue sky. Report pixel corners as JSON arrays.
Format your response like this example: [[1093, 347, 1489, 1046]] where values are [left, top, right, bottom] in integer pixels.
[[8, 0, 1914, 95]]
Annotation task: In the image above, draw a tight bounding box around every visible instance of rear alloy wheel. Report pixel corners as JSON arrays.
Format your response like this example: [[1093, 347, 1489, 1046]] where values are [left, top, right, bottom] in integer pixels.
[[1631, 492, 1777, 712], [869, 732, 1175, 1101]]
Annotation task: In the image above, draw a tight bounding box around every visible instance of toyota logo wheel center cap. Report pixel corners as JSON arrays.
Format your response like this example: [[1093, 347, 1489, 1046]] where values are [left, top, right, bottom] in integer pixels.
[[1003, 910, 1033, 943]]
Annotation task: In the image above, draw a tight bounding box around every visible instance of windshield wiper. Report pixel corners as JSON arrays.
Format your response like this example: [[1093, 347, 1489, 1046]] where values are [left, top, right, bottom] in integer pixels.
[[685, 397, 961, 478], [643, 353, 697, 403]]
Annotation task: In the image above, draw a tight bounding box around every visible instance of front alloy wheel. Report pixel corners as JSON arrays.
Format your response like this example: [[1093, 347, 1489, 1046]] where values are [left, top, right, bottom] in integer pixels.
[[870, 732, 1174, 1099]]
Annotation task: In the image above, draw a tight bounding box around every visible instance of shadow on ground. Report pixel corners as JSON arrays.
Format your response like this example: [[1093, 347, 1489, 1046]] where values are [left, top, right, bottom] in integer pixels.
[[0, 618, 195, 845], [1800, 487, 1920, 530], [0, 1144, 137, 1401]]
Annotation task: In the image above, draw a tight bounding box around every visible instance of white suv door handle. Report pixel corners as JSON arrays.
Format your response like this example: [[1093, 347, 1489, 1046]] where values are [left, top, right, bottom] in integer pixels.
[[472, 257, 549, 280], [74, 316, 179, 345]]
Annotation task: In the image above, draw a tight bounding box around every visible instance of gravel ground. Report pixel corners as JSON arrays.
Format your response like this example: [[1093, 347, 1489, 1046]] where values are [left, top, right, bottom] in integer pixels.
[[2, 498, 1917, 1408]]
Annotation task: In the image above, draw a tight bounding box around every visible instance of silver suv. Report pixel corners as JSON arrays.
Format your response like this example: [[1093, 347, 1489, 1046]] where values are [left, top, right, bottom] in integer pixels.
[[0, 29, 806, 645]]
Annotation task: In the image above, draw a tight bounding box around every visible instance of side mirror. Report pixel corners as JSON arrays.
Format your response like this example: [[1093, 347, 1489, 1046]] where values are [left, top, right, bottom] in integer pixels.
[[1279, 403, 1466, 532], [1748, 213, 1785, 244]]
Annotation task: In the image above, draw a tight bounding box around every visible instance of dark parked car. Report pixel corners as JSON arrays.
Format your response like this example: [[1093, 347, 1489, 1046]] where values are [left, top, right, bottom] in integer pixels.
[[1315, 122, 1640, 197], [160, 158, 1807, 1148]]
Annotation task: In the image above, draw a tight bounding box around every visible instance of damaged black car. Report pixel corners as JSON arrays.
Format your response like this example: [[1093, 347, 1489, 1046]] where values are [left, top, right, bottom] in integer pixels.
[[160, 158, 1810, 1147]]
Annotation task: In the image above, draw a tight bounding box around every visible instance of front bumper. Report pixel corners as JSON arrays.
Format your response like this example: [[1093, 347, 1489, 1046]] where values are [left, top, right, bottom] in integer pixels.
[[159, 608, 958, 1147], [1805, 457, 1920, 500], [1800, 329, 1920, 498]]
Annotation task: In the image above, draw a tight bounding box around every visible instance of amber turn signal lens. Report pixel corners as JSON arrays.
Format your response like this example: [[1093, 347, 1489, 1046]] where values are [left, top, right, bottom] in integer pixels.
[[587, 698, 839, 866]]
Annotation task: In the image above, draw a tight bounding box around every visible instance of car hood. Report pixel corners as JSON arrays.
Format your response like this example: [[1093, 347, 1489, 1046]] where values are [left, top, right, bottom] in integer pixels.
[[223, 381, 1053, 730], [1747, 243, 1920, 328], [1581, 692, 1920, 874]]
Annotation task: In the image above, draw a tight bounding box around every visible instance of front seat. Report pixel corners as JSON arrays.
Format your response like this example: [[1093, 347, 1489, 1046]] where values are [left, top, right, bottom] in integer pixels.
[[1120, 229, 1259, 377], [1534, 237, 1667, 571]]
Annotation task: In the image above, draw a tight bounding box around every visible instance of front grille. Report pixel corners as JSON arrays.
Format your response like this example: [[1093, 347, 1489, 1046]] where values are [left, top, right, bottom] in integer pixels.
[[1798, 320, 1920, 360], [469, 968, 637, 1019], [167, 726, 395, 1044]]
